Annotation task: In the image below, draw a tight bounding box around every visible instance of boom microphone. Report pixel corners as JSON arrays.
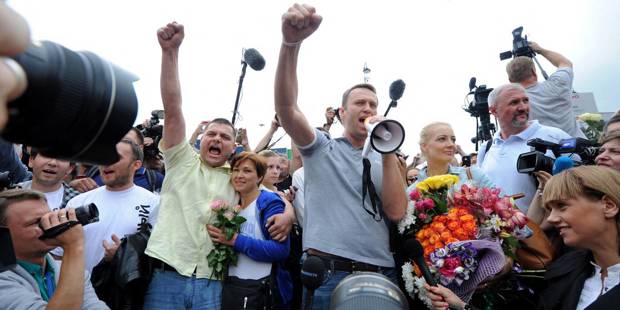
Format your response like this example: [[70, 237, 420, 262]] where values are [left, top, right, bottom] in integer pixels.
[[389, 79, 406, 101], [301, 256, 326, 310], [243, 48, 266, 71], [552, 156, 574, 175], [403, 239, 437, 286]]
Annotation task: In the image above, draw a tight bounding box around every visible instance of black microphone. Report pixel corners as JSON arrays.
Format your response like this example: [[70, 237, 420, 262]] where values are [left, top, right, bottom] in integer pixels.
[[301, 256, 326, 310], [469, 77, 477, 91], [404, 239, 437, 286], [389, 79, 406, 101], [243, 48, 265, 71]]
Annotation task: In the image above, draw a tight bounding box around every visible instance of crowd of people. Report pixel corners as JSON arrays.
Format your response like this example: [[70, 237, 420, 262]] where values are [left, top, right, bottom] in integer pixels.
[[1, 2, 620, 310]]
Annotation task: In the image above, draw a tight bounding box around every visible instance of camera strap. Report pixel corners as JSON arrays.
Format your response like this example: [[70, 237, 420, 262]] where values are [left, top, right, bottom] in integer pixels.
[[362, 158, 382, 222], [39, 220, 79, 240]]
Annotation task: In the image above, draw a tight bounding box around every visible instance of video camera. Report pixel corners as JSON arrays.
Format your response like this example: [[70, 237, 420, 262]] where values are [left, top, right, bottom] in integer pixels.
[[463, 77, 495, 148], [517, 137, 599, 174], [136, 110, 164, 161], [499, 26, 536, 60]]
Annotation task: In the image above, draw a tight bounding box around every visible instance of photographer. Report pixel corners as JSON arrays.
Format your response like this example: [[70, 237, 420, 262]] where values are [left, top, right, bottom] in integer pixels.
[[0, 189, 107, 309], [506, 42, 585, 138]]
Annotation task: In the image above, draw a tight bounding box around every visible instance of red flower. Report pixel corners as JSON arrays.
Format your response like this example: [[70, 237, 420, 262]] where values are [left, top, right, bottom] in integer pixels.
[[409, 189, 421, 201], [439, 257, 462, 277]]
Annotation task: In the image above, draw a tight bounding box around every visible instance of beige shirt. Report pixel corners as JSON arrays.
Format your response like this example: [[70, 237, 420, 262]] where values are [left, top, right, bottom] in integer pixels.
[[145, 141, 236, 278]]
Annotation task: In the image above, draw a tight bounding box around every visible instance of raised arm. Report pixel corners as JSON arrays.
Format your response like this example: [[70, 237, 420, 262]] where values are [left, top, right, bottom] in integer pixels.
[[274, 4, 322, 147], [157, 22, 186, 149], [530, 42, 572, 68], [254, 117, 280, 152]]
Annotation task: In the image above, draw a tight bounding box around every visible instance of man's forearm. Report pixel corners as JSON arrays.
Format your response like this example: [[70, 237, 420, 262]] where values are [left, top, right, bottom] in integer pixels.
[[46, 246, 85, 309], [538, 47, 572, 68], [253, 127, 277, 153], [160, 49, 185, 149], [381, 154, 407, 221]]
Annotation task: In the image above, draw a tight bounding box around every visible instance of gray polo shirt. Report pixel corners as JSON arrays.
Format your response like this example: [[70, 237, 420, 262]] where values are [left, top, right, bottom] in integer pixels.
[[526, 67, 586, 138], [298, 129, 394, 267]]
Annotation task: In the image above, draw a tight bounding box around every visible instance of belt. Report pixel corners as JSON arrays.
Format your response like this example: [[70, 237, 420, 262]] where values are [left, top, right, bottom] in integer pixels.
[[311, 253, 380, 273], [152, 258, 179, 273]]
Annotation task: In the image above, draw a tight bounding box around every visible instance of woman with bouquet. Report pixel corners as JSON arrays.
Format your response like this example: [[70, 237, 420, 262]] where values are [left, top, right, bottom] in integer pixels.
[[207, 152, 292, 309]]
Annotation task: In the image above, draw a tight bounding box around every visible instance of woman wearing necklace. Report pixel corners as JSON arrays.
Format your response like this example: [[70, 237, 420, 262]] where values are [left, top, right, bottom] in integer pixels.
[[208, 152, 292, 309], [407, 122, 495, 191]]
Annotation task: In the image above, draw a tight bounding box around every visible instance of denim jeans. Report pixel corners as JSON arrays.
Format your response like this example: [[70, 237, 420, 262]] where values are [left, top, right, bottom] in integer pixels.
[[143, 269, 222, 310], [301, 257, 397, 310]]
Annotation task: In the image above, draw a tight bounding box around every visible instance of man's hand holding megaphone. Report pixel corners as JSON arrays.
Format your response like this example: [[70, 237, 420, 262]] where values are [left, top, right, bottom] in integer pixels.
[[362, 116, 405, 158]]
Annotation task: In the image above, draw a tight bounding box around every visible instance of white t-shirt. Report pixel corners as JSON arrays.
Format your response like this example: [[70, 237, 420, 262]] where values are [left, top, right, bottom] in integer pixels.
[[44, 186, 64, 211], [228, 200, 271, 280], [52, 185, 160, 271]]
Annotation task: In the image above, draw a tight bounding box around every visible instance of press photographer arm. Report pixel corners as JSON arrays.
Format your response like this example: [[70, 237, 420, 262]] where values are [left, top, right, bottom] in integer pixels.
[[157, 22, 186, 150], [530, 42, 572, 68], [39, 209, 86, 309]]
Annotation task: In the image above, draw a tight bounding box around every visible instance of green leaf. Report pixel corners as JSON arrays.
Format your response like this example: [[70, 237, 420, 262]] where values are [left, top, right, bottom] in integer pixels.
[[225, 227, 234, 240]]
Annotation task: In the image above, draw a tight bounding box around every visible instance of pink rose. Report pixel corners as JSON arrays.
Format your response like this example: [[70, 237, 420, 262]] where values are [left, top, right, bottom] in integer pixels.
[[415, 200, 427, 212], [211, 199, 225, 211], [223, 211, 235, 221], [233, 205, 243, 214], [409, 189, 421, 201], [422, 198, 435, 210], [439, 257, 462, 277], [418, 213, 428, 221]]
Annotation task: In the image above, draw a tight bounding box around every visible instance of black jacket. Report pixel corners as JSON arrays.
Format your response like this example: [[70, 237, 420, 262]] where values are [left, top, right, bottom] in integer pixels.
[[537, 250, 620, 310]]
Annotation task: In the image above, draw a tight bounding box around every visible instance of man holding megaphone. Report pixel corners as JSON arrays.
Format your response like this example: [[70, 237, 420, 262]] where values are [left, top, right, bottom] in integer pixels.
[[275, 4, 407, 309]]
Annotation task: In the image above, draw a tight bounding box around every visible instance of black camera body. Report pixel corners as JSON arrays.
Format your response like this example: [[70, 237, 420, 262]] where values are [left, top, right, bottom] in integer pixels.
[[464, 78, 495, 144], [517, 138, 599, 174], [500, 26, 536, 60], [136, 110, 164, 161]]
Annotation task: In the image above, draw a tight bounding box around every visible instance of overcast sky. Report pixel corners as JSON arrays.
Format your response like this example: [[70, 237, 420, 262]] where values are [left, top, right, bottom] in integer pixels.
[[9, 0, 620, 158]]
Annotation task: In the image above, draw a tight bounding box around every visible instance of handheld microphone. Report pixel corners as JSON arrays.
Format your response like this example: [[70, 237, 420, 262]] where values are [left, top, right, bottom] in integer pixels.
[[552, 156, 574, 175], [301, 256, 325, 310], [243, 48, 265, 71], [404, 239, 437, 286], [389, 79, 406, 101]]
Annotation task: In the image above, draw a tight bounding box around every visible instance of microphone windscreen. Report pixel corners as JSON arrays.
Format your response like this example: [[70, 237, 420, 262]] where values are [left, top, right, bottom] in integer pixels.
[[243, 48, 266, 71], [389, 79, 406, 101], [301, 256, 326, 290], [403, 238, 424, 259], [552, 156, 574, 175], [469, 77, 477, 91]]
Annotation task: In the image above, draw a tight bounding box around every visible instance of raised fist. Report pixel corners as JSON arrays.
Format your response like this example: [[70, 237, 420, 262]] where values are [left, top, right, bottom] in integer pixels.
[[157, 22, 185, 50], [281, 4, 322, 45]]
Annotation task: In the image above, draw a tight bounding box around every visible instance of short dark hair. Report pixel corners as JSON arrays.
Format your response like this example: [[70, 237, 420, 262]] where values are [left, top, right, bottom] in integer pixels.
[[119, 139, 144, 162], [341, 83, 377, 108], [206, 118, 236, 137], [0, 189, 46, 226], [604, 114, 620, 134], [230, 152, 267, 184], [129, 127, 145, 145]]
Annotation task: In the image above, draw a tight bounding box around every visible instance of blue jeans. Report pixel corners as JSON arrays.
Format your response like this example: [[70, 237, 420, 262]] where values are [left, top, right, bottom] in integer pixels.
[[143, 269, 222, 310], [301, 260, 397, 310]]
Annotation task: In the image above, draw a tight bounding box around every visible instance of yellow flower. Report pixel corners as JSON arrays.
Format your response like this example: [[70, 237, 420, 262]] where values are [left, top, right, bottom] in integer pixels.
[[416, 174, 460, 192]]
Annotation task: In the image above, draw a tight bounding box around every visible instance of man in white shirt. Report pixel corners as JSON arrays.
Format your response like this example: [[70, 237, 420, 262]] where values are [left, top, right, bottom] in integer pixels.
[[54, 139, 159, 272], [18, 150, 79, 210]]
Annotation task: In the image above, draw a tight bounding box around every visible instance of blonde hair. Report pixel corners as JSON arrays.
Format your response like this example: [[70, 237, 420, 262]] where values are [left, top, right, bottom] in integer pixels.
[[543, 166, 620, 252], [419, 122, 452, 145]]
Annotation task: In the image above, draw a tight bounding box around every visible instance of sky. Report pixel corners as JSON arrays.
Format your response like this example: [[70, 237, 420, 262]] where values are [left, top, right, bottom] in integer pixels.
[[9, 0, 620, 160]]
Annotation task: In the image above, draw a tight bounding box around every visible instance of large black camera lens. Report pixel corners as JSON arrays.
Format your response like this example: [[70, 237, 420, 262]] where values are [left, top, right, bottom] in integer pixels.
[[517, 151, 554, 174], [75, 203, 99, 226], [2, 41, 138, 165]]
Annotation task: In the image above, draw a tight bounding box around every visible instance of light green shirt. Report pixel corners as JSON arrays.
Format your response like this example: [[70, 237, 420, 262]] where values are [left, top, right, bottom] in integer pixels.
[[145, 141, 236, 278]]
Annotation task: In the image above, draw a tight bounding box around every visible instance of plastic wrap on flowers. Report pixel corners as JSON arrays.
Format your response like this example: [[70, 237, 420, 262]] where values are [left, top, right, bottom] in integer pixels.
[[445, 240, 505, 303]]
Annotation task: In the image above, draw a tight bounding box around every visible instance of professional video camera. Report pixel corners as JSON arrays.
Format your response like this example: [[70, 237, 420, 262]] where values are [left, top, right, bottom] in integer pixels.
[[499, 26, 536, 60], [463, 77, 496, 150], [136, 110, 164, 161], [517, 137, 599, 174], [2, 40, 138, 165]]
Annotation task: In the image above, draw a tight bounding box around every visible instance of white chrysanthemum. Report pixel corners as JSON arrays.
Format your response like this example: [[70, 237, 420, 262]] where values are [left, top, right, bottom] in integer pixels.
[[401, 262, 415, 294], [487, 214, 504, 233], [413, 276, 433, 309], [398, 202, 417, 234]]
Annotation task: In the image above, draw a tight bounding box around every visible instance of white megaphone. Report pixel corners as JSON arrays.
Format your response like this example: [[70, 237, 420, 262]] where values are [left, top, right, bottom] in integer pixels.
[[362, 119, 405, 158]]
